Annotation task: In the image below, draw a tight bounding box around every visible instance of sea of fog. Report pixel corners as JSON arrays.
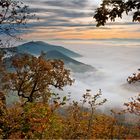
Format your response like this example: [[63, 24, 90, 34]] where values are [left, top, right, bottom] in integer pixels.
[[47, 40, 140, 108]]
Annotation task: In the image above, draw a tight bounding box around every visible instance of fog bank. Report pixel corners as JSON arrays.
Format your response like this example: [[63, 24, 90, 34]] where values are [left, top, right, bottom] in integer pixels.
[[48, 40, 140, 108]]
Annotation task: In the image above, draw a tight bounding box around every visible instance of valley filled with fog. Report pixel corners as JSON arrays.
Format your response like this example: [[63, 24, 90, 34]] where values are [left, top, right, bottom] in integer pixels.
[[48, 40, 140, 108]]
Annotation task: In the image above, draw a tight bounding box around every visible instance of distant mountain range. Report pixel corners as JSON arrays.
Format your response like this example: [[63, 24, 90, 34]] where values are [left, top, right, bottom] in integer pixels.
[[1, 41, 95, 73], [3, 41, 81, 58], [44, 50, 95, 73]]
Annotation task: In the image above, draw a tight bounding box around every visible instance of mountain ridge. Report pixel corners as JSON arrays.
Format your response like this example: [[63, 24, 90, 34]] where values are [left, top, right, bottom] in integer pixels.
[[16, 41, 82, 57], [1, 41, 96, 73], [44, 50, 95, 73]]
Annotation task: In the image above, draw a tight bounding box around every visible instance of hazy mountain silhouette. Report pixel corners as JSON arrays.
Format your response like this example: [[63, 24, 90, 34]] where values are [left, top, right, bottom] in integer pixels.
[[16, 41, 81, 57], [44, 50, 95, 73], [1, 41, 96, 73]]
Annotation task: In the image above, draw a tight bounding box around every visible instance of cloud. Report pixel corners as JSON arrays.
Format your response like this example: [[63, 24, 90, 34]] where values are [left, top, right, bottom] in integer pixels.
[[44, 0, 89, 9], [22, 0, 95, 27], [25, 0, 92, 9], [23, 0, 139, 28], [9, 0, 140, 40]]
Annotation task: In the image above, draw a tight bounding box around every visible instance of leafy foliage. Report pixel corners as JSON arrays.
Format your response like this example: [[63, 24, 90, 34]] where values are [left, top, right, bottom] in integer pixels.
[[3, 54, 73, 103], [124, 94, 140, 116], [0, 89, 139, 139], [94, 0, 140, 26], [127, 70, 140, 84], [125, 73, 140, 116], [0, 0, 34, 48], [0, 0, 32, 37], [62, 90, 107, 139], [0, 54, 140, 139]]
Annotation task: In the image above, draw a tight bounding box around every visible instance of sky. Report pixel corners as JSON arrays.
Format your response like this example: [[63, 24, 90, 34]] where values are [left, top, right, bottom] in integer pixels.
[[20, 0, 140, 41]]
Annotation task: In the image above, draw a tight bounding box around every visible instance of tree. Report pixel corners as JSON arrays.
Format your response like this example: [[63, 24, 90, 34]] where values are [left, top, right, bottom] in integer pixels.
[[0, 0, 33, 47], [127, 70, 140, 84], [94, 0, 140, 27], [3, 54, 73, 103], [62, 90, 107, 139], [83, 90, 107, 138], [124, 94, 140, 116], [126, 71, 140, 116], [0, 89, 139, 139]]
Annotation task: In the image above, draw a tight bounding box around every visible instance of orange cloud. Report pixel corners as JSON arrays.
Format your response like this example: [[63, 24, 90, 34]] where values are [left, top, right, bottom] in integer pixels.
[[22, 24, 140, 40]]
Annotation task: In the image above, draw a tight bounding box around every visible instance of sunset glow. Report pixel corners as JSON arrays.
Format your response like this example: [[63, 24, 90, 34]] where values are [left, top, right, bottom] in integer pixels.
[[21, 0, 140, 41]]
